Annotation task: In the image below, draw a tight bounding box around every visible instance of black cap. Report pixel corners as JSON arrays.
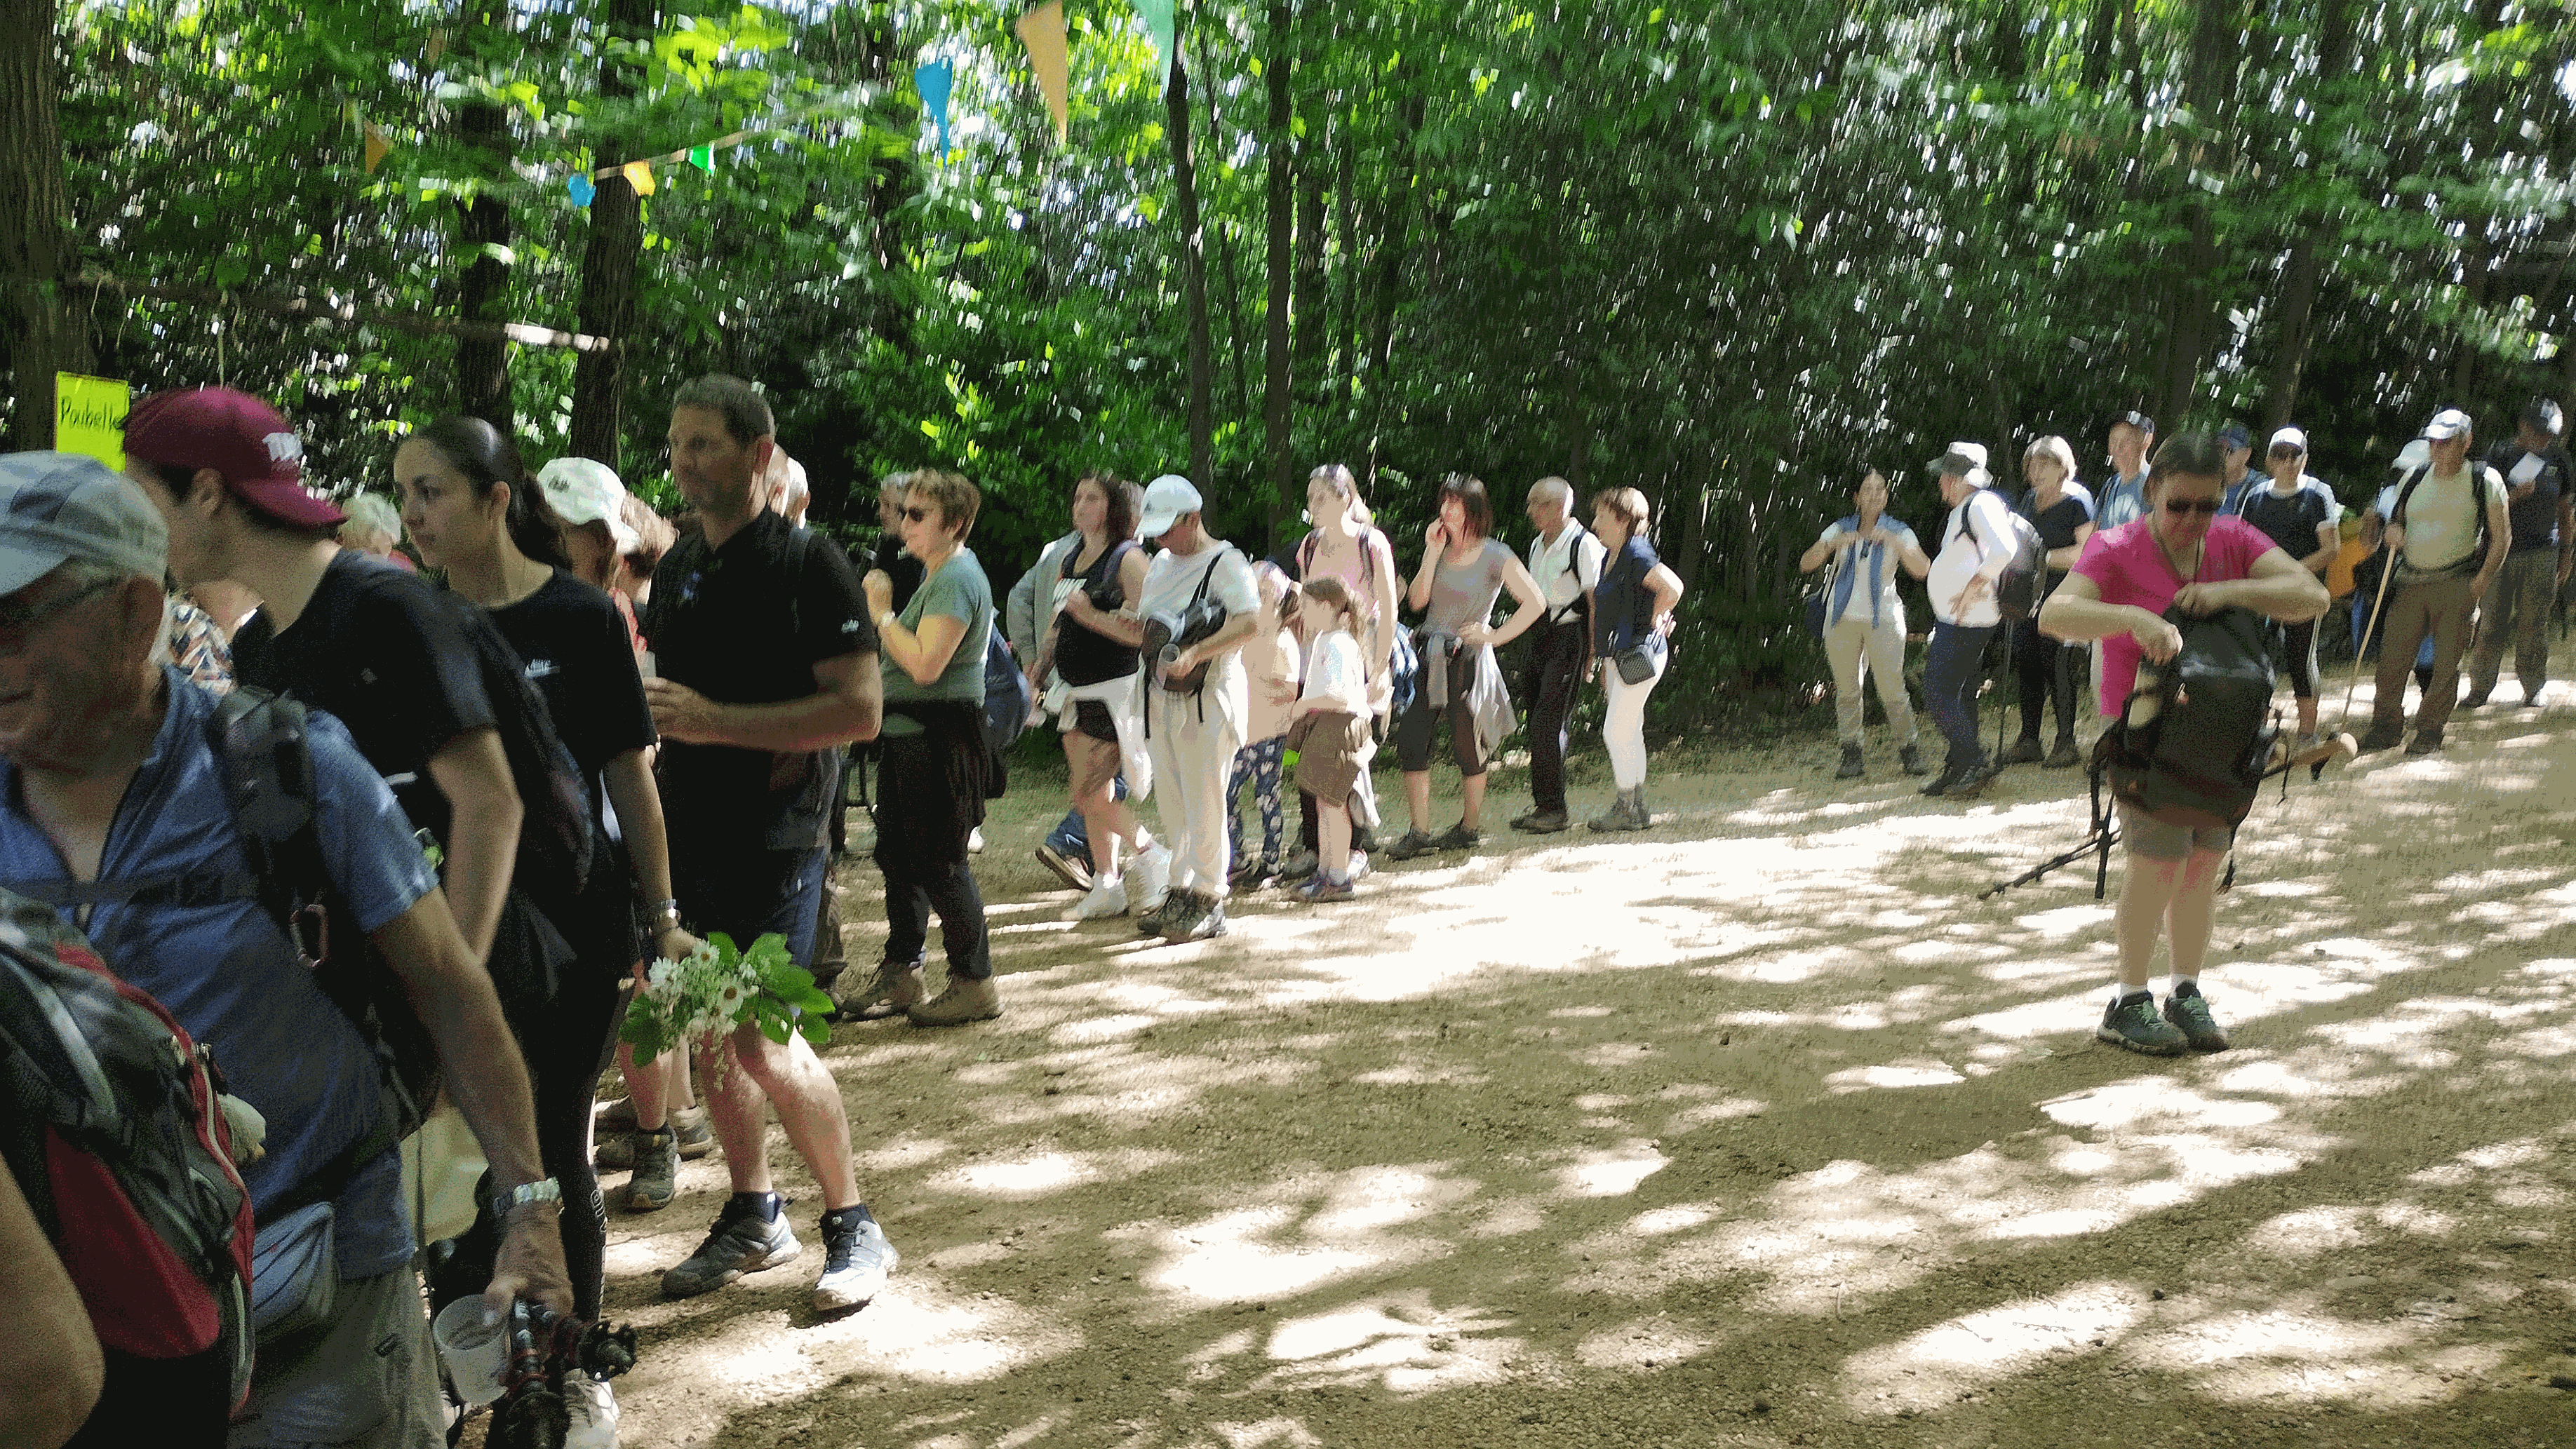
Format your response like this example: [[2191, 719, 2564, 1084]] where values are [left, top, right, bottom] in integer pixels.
[[2113, 410, 2155, 436], [2217, 422, 2252, 448], [2523, 399, 2565, 438]]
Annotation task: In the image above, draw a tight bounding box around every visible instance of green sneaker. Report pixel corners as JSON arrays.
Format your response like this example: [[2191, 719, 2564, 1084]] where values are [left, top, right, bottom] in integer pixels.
[[2097, 992, 2189, 1056], [2162, 985, 2231, 1053]]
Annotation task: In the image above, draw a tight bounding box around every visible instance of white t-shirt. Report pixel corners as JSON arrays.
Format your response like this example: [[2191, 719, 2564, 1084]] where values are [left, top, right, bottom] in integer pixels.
[[1300, 629, 1370, 716], [1526, 523, 1606, 620], [2373, 466, 2503, 575], [1141, 541, 1261, 720], [1928, 488, 2016, 627]]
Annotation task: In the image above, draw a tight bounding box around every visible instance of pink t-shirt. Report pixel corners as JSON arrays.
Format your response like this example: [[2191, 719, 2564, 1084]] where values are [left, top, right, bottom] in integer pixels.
[[2069, 515, 2276, 714]]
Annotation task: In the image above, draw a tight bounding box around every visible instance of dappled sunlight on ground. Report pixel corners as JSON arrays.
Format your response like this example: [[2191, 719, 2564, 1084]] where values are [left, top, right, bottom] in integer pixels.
[[603, 688, 2576, 1447]]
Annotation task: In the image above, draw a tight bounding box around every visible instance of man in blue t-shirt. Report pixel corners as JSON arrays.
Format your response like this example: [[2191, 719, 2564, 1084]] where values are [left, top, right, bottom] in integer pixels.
[[0, 452, 566, 1448]]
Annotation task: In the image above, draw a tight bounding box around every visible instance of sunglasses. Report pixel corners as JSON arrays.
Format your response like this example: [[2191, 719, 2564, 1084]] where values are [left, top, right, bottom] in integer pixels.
[[901, 505, 934, 523], [2161, 498, 2225, 516]]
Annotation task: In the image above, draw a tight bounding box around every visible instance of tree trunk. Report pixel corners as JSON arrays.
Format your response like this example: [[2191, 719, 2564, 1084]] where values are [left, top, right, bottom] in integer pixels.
[[455, 8, 514, 430], [569, 0, 654, 469], [1336, 109, 1359, 423], [2156, 0, 2235, 429], [1367, 85, 1425, 482], [1167, 53, 1216, 492], [1295, 123, 1327, 423], [1196, 27, 1256, 425], [1262, 0, 1296, 535], [2262, 238, 2321, 428], [2, 0, 90, 451]]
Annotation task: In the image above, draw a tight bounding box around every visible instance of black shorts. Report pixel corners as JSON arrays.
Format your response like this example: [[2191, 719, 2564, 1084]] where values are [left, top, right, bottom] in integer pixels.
[[1069, 698, 1119, 743]]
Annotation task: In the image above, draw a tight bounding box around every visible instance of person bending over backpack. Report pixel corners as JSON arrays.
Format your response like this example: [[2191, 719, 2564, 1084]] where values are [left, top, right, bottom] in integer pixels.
[[15, 447, 569, 1447], [2039, 432, 2329, 1058]]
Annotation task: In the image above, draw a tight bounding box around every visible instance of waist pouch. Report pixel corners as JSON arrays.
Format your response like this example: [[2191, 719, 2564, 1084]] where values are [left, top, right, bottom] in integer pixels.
[[250, 1200, 337, 1345], [1614, 631, 1667, 685]]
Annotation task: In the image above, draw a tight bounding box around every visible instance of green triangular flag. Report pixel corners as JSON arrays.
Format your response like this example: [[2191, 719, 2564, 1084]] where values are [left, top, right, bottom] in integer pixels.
[[1132, 0, 1176, 92], [688, 144, 714, 173]]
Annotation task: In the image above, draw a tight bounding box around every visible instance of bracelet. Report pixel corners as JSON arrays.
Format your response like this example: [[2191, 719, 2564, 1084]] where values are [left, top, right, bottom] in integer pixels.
[[648, 898, 682, 927]]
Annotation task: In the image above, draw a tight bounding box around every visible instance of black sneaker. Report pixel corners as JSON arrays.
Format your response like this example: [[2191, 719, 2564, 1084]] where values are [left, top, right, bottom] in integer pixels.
[[2162, 983, 2230, 1053], [1384, 828, 1437, 861], [1514, 809, 1571, 833], [1834, 743, 1865, 779], [1920, 765, 1961, 797], [2355, 722, 2404, 753], [2043, 736, 2082, 769], [1430, 821, 1482, 852], [1997, 736, 2044, 766], [812, 1206, 899, 1313], [1898, 743, 1931, 776], [1947, 762, 1996, 800], [662, 1194, 801, 1298], [2096, 992, 2189, 1057], [1228, 855, 1280, 890]]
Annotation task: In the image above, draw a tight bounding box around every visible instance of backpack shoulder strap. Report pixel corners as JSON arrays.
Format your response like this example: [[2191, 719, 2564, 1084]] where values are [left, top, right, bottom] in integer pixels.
[[2389, 464, 2431, 528]]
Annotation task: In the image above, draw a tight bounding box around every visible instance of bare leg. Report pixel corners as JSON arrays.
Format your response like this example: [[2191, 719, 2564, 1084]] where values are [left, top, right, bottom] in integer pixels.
[[1319, 802, 1352, 879], [2164, 848, 2227, 979], [619, 1043, 670, 1132], [2295, 694, 2319, 736], [2114, 851, 2183, 993], [704, 1026, 859, 1210], [1404, 769, 1432, 832], [1460, 772, 1488, 829]]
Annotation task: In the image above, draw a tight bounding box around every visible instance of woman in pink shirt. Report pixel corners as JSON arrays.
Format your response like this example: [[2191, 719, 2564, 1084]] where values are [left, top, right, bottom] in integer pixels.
[[2039, 433, 2328, 1060]]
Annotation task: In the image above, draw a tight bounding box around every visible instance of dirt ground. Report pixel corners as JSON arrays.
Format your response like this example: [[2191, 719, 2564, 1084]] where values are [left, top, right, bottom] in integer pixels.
[[595, 678, 2576, 1449]]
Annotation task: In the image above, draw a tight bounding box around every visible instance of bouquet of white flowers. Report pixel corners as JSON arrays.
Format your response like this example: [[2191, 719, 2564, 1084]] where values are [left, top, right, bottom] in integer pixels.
[[619, 932, 834, 1070]]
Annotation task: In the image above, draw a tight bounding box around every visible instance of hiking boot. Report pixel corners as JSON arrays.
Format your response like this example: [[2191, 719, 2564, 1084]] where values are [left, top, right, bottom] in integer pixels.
[[1033, 843, 1092, 893], [1279, 849, 1320, 883], [564, 1375, 621, 1449], [1514, 808, 1572, 833], [1228, 854, 1280, 890], [1589, 788, 1650, 832], [1834, 743, 1865, 779], [1137, 890, 1186, 937], [1073, 879, 1130, 919], [1898, 743, 1931, 776], [1919, 764, 1963, 797], [622, 1126, 679, 1213], [906, 974, 1002, 1027], [1945, 763, 1995, 800], [2355, 722, 2404, 753], [2461, 687, 2493, 710], [595, 1104, 715, 1168], [2403, 730, 2443, 755], [1998, 736, 2044, 766], [812, 1206, 899, 1314], [1299, 875, 1355, 903], [834, 959, 925, 1023], [2043, 736, 2082, 769], [1430, 821, 1482, 851], [662, 1194, 801, 1298], [1384, 828, 1437, 861], [2096, 992, 2189, 1057], [1160, 891, 1228, 942], [2162, 983, 2231, 1053]]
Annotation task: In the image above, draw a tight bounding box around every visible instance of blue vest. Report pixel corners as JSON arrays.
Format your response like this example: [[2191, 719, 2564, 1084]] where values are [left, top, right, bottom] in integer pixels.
[[1827, 515, 1905, 628]]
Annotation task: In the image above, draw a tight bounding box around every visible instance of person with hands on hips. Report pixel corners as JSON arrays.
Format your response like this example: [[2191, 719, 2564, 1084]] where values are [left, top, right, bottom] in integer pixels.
[[1801, 469, 1933, 781], [1919, 442, 2015, 800], [1586, 487, 1686, 831], [1385, 474, 1548, 860], [2039, 431, 2329, 1059]]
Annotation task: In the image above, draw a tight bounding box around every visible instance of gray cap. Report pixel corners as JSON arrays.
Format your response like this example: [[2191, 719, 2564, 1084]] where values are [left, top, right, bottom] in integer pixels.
[[0, 452, 170, 596]]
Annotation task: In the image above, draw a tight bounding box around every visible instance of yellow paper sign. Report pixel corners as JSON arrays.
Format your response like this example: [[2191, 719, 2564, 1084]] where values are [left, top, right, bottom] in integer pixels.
[[55, 374, 130, 470]]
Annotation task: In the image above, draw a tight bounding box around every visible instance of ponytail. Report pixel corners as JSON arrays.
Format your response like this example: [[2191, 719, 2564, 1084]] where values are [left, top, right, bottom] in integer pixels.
[[412, 415, 571, 570]]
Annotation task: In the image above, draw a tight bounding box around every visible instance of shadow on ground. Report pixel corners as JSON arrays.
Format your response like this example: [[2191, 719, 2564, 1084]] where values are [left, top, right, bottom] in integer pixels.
[[603, 685, 2576, 1449]]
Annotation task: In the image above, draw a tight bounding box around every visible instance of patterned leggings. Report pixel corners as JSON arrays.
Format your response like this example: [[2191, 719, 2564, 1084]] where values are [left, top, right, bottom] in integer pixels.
[[1228, 736, 1288, 865]]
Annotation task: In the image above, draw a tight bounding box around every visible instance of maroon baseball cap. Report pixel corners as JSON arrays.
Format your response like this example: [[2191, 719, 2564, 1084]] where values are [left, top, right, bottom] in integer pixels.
[[123, 386, 347, 529]]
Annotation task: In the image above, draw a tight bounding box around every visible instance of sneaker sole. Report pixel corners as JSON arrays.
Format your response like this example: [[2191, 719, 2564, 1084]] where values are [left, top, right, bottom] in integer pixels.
[[906, 1005, 1005, 1027], [661, 1236, 802, 1298], [2094, 1026, 2189, 1058], [623, 1187, 675, 1213]]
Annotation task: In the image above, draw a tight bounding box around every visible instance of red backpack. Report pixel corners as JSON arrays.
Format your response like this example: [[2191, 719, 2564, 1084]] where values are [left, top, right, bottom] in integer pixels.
[[0, 888, 256, 1408]]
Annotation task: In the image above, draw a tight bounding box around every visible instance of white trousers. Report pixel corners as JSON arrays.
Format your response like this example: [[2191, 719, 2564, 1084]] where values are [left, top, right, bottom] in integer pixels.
[[1147, 692, 1245, 897], [1602, 650, 1665, 789]]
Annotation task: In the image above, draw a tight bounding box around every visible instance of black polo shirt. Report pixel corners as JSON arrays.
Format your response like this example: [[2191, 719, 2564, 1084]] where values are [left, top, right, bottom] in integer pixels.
[[2487, 441, 2570, 553], [643, 511, 876, 851]]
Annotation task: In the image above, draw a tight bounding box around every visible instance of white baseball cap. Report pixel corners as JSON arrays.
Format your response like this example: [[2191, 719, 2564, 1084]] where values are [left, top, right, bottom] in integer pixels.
[[1138, 473, 1202, 538], [2267, 426, 2307, 453], [536, 457, 639, 553], [2421, 407, 2472, 441]]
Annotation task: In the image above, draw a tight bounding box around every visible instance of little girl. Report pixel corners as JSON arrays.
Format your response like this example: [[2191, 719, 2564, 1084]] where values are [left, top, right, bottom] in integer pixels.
[[1287, 577, 1374, 901], [1227, 562, 1302, 887]]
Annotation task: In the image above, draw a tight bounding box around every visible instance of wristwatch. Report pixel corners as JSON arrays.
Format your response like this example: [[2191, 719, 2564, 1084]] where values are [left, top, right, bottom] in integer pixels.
[[648, 898, 683, 932], [492, 1177, 563, 1216], [878, 609, 899, 631]]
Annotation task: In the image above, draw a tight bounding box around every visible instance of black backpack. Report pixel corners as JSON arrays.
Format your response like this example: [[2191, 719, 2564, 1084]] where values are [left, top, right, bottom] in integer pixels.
[[2098, 605, 2280, 830], [418, 591, 600, 905]]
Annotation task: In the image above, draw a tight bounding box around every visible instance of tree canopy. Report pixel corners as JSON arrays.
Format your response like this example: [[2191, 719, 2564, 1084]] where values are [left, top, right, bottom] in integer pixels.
[[7, 0, 2572, 720]]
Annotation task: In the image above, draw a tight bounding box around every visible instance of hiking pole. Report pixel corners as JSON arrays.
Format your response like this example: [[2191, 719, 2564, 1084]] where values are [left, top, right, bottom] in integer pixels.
[[2339, 551, 2399, 730], [1976, 825, 2118, 900]]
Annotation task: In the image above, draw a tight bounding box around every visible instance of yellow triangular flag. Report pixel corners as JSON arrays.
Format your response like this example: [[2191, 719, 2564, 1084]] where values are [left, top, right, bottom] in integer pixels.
[[363, 124, 392, 173], [1015, 1, 1070, 144], [623, 160, 656, 196]]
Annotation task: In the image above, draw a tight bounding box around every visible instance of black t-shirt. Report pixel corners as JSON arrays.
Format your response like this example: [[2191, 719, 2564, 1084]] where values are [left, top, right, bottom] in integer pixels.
[[232, 551, 497, 847], [490, 570, 656, 815], [2237, 483, 2335, 560], [2017, 489, 2093, 600], [1054, 539, 1141, 687], [644, 511, 878, 850], [2486, 441, 2570, 552]]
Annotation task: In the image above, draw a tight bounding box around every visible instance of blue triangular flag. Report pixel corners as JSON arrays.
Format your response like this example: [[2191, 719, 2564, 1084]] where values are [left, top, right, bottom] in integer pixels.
[[568, 173, 596, 207], [915, 60, 954, 157]]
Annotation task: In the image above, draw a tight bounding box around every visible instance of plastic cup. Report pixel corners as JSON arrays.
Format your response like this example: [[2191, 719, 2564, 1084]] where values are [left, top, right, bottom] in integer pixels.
[[431, 1297, 510, 1406]]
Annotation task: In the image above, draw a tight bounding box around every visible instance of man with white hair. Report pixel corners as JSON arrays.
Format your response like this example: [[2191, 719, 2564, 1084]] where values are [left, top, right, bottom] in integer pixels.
[[765, 448, 812, 528], [336, 490, 417, 570], [2358, 407, 2510, 754], [1512, 476, 1604, 833], [1921, 442, 2015, 799]]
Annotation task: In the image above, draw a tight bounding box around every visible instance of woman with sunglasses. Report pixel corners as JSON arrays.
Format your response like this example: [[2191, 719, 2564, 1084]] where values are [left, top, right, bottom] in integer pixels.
[[2039, 432, 2328, 1058]]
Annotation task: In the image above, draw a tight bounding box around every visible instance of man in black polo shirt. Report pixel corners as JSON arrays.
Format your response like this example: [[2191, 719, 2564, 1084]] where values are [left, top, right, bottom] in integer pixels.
[[640, 375, 897, 1314]]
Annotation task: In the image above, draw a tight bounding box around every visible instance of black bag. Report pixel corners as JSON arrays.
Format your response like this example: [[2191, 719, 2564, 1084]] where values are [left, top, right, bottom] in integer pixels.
[[425, 594, 601, 905], [1992, 513, 2048, 619], [1802, 555, 1835, 642], [2098, 605, 2279, 830], [1614, 629, 1668, 685], [1141, 546, 1237, 696]]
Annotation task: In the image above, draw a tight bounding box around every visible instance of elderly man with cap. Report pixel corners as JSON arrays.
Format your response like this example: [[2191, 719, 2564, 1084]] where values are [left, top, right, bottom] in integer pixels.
[[1921, 441, 2016, 799], [1129, 474, 1259, 942], [2216, 422, 2259, 515], [337, 490, 418, 571], [0, 450, 570, 1447], [2465, 400, 2576, 707], [2096, 410, 2156, 532], [2359, 407, 2511, 753]]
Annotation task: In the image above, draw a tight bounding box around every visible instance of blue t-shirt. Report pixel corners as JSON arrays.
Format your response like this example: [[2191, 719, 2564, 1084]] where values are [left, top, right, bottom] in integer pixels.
[[1594, 536, 1663, 653], [0, 669, 436, 1279]]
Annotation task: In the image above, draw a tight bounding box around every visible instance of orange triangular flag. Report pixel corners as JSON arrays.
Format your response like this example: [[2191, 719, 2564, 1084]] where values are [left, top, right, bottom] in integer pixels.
[[622, 160, 657, 196], [1015, 1, 1070, 144], [363, 124, 392, 173]]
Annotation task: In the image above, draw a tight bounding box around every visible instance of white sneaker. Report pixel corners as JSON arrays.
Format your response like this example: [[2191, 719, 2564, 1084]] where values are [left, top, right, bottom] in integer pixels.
[[564, 1376, 620, 1449], [1347, 849, 1370, 881], [1129, 844, 1173, 915], [1074, 879, 1130, 919], [968, 827, 986, 854]]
